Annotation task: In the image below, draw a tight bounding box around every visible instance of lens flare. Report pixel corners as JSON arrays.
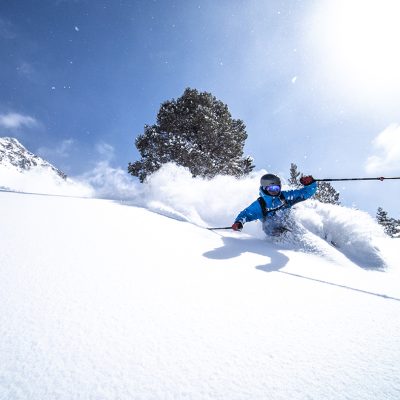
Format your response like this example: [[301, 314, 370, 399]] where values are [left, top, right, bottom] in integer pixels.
[[308, 0, 400, 106]]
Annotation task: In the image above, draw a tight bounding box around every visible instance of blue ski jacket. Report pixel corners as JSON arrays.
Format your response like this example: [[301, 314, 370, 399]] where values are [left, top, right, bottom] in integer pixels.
[[234, 182, 317, 227]]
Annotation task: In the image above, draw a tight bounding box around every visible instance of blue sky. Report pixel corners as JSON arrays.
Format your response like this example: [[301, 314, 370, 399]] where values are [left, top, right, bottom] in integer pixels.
[[1, 0, 399, 216]]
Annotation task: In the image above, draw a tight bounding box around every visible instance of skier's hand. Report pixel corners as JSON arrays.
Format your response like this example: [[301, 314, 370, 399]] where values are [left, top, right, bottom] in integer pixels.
[[300, 175, 315, 186], [231, 222, 243, 231]]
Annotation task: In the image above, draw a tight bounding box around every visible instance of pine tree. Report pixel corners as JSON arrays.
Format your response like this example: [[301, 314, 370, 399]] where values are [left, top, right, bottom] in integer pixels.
[[376, 207, 400, 237], [314, 181, 340, 205], [395, 220, 400, 238], [288, 163, 301, 188], [128, 88, 254, 182], [288, 163, 340, 205]]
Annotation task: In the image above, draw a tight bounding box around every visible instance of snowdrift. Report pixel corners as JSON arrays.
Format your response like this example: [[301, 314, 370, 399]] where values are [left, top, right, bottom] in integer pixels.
[[0, 166, 94, 197]]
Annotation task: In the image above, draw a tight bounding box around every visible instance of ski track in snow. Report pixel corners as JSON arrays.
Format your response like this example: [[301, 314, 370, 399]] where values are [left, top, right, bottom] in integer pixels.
[[1, 190, 400, 400]]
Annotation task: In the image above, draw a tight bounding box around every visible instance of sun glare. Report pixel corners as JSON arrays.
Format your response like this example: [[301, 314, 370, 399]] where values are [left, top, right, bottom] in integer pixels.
[[309, 0, 400, 104]]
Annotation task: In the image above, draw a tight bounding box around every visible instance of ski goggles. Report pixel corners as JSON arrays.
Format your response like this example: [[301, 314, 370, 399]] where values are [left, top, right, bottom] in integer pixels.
[[262, 185, 281, 194]]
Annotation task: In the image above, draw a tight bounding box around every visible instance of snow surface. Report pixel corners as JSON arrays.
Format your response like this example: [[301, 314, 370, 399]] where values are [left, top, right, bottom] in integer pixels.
[[1, 163, 400, 399]]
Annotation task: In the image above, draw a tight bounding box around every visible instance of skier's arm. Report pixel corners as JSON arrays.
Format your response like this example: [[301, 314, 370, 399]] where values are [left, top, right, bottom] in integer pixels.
[[283, 177, 317, 204], [232, 200, 264, 230]]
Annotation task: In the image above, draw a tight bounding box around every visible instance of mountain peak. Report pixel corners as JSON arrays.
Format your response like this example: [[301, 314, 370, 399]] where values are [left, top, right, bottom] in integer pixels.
[[0, 137, 67, 179]]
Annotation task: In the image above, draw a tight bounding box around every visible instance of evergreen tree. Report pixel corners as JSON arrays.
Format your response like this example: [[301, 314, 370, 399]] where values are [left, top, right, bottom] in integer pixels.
[[314, 181, 340, 205], [288, 163, 340, 205], [376, 207, 389, 226], [288, 163, 301, 188], [395, 220, 400, 238], [376, 207, 400, 237], [128, 88, 254, 182]]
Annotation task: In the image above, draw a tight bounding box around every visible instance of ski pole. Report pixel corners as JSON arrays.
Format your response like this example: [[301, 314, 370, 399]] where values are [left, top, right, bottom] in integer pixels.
[[207, 226, 233, 230], [315, 176, 400, 182]]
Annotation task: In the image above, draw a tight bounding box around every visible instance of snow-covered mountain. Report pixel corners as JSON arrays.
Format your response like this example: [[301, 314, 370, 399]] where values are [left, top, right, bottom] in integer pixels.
[[0, 137, 93, 196], [0, 137, 66, 179], [0, 189, 399, 400]]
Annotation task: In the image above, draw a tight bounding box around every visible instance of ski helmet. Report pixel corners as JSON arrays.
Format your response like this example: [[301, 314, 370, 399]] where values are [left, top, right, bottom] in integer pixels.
[[260, 173, 281, 196], [260, 173, 281, 187]]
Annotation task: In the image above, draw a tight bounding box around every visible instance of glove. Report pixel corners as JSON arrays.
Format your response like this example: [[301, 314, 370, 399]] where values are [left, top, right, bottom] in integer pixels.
[[300, 175, 315, 186], [231, 222, 243, 231]]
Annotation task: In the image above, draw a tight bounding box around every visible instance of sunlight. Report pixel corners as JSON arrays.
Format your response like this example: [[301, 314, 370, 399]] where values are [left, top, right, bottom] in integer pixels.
[[309, 0, 400, 104]]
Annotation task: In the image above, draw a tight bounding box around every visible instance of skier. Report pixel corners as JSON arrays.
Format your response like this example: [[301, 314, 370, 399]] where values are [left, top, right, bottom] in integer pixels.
[[231, 173, 317, 236]]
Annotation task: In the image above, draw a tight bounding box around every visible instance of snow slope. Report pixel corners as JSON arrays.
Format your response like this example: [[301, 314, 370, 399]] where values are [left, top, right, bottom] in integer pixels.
[[1, 188, 399, 400]]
